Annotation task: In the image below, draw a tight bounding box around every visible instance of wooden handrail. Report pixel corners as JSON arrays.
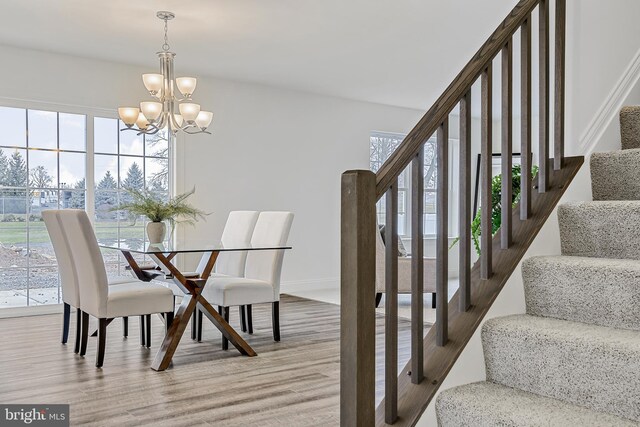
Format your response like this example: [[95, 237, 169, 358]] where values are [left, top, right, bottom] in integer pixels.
[[375, 0, 539, 198]]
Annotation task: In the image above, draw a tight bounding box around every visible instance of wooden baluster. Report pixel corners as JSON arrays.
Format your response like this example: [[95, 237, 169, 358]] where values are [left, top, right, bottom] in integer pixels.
[[521, 15, 532, 220], [539, 0, 550, 192], [555, 0, 566, 170], [385, 183, 398, 424], [501, 40, 513, 249], [411, 147, 424, 384], [459, 91, 472, 311], [340, 170, 376, 427], [481, 65, 493, 280], [436, 120, 449, 346]]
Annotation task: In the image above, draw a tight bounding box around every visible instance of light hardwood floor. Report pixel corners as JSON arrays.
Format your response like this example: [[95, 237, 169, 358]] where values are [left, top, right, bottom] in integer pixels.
[[0, 295, 423, 426]]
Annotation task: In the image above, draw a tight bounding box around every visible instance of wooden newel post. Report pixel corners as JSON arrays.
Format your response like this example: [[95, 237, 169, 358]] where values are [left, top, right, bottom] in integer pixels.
[[340, 170, 376, 427]]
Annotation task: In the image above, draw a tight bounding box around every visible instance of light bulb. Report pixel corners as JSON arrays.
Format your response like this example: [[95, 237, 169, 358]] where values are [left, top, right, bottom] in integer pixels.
[[118, 107, 140, 127], [179, 103, 201, 122], [140, 102, 163, 121], [142, 74, 163, 95], [176, 77, 197, 97], [195, 111, 213, 130], [136, 112, 150, 130], [174, 114, 184, 127]]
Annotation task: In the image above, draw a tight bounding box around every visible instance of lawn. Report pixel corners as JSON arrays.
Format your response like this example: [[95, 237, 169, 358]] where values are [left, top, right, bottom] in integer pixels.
[[0, 221, 146, 245]]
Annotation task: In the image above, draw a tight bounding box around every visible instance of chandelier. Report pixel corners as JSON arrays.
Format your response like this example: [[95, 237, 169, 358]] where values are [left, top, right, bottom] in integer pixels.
[[118, 11, 213, 136]]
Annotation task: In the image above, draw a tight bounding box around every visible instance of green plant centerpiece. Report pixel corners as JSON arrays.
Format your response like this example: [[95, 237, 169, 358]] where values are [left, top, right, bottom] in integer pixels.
[[114, 187, 207, 244]]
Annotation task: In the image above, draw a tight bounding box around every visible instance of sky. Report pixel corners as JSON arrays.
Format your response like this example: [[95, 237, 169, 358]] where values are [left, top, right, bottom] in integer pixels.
[[0, 107, 167, 189]]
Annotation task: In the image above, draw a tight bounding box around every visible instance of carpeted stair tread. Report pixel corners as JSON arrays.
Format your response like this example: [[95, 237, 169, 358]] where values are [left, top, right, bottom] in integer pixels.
[[482, 314, 640, 421], [522, 256, 640, 330], [558, 201, 640, 260], [591, 148, 640, 200], [620, 106, 640, 150], [436, 381, 639, 427]]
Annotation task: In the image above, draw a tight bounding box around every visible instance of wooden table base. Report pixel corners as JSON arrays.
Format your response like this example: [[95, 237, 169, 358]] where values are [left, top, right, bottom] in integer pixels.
[[119, 250, 257, 371]]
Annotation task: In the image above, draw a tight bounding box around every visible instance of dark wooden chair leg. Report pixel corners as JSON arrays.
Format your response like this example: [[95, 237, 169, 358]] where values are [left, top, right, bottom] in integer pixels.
[[432, 293, 437, 309], [197, 309, 203, 342], [123, 316, 129, 338], [140, 315, 146, 346], [166, 312, 174, 333], [246, 304, 253, 334], [222, 307, 229, 350], [240, 305, 247, 332], [191, 310, 197, 340], [375, 293, 383, 308], [96, 318, 108, 368], [80, 311, 89, 356], [272, 301, 280, 342], [145, 314, 151, 348], [62, 302, 71, 344], [74, 309, 82, 354]]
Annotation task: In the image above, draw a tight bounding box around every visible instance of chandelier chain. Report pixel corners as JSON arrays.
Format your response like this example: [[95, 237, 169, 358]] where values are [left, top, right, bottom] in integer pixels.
[[162, 17, 170, 51]]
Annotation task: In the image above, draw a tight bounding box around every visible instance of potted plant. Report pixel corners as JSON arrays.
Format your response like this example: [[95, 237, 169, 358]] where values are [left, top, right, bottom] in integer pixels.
[[451, 164, 539, 255], [113, 187, 207, 244]]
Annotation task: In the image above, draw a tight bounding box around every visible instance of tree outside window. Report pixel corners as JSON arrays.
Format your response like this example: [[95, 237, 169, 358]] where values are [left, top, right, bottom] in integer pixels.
[[370, 132, 438, 236]]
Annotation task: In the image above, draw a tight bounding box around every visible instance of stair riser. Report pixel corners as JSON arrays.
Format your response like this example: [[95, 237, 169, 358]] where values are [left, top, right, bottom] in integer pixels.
[[590, 149, 640, 201], [620, 106, 640, 150], [558, 201, 640, 260], [522, 256, 640, 330], [483, 317, 640, 421]]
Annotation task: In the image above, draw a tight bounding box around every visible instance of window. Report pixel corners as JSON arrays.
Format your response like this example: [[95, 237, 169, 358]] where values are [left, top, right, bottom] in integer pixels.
[[93, 117, 170, 277], [0, 107, 86, 308], [370, 132, 438, 236], [0, 106, 172, 309]]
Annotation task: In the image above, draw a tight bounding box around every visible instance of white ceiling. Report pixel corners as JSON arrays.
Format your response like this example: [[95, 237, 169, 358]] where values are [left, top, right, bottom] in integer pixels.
[[0, 0, 518, 111]]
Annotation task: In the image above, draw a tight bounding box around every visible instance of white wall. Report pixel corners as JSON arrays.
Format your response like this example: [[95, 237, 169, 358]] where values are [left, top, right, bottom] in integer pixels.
[[172, 76, 424, 290], [420, 1, 640, 424], [0, 43, 424, 295]]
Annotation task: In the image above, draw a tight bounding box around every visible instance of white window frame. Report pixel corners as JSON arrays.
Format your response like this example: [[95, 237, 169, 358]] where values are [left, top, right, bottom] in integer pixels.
[[0, 97, 174, 313], [370, 131, 458, 239]]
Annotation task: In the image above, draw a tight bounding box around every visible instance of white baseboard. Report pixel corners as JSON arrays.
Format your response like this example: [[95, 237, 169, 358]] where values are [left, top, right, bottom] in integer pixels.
[[280, 277, 339, 294], [579, 45, 640, 154], [0, 303, 64, 319]]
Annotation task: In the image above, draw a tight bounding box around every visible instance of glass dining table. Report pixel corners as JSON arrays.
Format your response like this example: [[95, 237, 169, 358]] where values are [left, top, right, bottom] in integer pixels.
[[99, 241, 292, 371]]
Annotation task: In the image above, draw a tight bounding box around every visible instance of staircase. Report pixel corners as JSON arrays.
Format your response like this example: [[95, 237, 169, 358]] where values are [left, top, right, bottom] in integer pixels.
[[435, 108, 640, 426], [339, 0, 592, 425]]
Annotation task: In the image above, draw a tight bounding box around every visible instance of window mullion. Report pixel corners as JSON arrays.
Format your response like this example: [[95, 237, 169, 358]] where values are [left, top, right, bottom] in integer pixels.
[[86, 115, 95, 225]]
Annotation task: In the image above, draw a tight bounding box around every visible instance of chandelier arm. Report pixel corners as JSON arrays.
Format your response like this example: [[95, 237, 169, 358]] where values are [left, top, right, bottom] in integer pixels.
[[137, 121, 162, 136], [137, 127, 160, 136], [157, 112, 168, 130], [182, 127, 211, 135], [168, 110, 182, 130]]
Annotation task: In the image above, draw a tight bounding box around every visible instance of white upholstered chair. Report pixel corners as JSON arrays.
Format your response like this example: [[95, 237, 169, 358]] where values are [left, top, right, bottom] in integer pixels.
[[375, 227, 438, 308], [198, 211, 261, 278], [57, 210, 175, 367], [200, 211, 294, 346], [43, 210, 142, 352], [189, 210, 260, 341], [42, 210, 83, 352]]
